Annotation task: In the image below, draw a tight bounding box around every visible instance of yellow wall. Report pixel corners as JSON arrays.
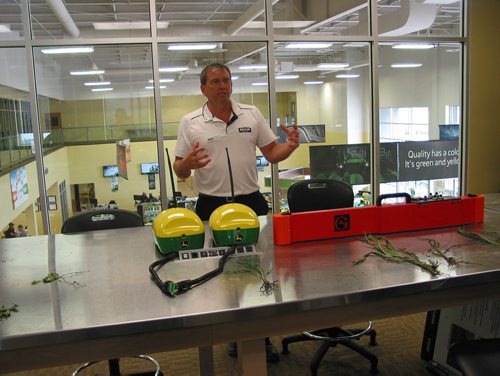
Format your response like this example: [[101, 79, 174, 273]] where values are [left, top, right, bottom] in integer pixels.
[[468, 0, 500, 194]]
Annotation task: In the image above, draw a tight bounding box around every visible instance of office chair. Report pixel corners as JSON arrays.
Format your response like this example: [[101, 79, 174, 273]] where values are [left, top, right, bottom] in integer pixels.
[[62, 209, 162, 376], [282, 178, 378, 376], [447, 338, 500, 376]]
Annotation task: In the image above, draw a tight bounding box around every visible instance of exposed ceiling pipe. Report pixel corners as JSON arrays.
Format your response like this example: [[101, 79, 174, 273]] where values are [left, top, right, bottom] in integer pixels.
[[46, 0, 80, 38], [226, 0, 280, 36]]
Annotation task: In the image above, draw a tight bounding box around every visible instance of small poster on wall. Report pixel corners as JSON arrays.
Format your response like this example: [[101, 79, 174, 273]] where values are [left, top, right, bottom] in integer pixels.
[[111, 175, 119, 192], [116, 139, 130, 180], [10, 166, 29, 209]]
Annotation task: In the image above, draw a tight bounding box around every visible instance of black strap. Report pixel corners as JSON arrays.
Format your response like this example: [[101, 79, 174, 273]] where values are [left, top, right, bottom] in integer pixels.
[[149, 246, 236, 297]]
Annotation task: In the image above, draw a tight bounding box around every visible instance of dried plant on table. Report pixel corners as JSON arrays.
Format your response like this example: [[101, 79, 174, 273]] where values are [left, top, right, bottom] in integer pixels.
[[425, 239, 468, 267], [354, 234, 441, 276], [458, 227, 500, 246], [230, 261, 278, 296], [0, 304, 19, 321], [32, 271, 87, 287]]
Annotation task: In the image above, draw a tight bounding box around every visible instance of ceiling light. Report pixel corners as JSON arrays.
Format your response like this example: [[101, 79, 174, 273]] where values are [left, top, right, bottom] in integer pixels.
[[168, 44, 217, 51], [70, 69, 105, 75], [159, 66, 188, 73], [145, 86, 166, 89], [276, 74, 299, 80], [317, 63, 350, 70], [391, 63, 423, 68], [446, 49, 460, 53], [91, 88, 113, 92], [285, 42, 333, 49], [84, 81, 111, 86], [336, 74, 360, 78], [252, 82, 268, 86], [93, 21, 168, 30], [392, 43, 435, 50], [239, 64, 267, 70], [246, 20, 315, 28], [42, 47, 94, 54], [0, 24, 11, 33], [231, 76, 239, 80], [148, 79, 175, 83], [343, 42, 367, 48], [304, 81, 324, 85]]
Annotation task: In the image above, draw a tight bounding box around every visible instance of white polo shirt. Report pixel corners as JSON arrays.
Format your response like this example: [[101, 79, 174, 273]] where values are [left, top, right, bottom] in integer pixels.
[[175, 100, 276, 196]]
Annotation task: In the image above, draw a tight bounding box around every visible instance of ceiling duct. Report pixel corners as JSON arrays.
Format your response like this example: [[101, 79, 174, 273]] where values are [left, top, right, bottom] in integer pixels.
[[46, 0, 80, 38], [226, 0, 280, 36], [379, 0, 439, 36]]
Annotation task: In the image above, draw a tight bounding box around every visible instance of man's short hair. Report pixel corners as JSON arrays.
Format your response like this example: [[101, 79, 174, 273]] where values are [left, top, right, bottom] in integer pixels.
[[200, 63, 231, 85], [8, 222, 14, 226]]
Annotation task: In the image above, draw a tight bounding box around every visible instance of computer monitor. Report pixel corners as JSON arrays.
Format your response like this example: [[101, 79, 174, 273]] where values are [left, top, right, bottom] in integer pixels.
[[103, 165, 119, 177], [141, 162, 160, 174]]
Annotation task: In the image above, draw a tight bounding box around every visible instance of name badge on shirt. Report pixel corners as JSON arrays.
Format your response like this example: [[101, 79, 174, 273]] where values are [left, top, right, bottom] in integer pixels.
[[238, 127, 251, 133]]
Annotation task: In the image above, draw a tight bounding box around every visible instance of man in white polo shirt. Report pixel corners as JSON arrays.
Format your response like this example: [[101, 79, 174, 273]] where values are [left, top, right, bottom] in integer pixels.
[[174, 63, 299, 362], [174, 62, 299, 221]]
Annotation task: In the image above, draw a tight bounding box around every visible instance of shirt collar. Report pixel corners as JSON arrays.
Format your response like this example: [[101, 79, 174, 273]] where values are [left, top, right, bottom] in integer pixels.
[[202, 99, 243, 122]]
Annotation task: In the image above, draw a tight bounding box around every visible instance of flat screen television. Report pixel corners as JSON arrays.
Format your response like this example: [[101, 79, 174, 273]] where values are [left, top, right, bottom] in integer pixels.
[[141, 162, 160, 175], [103, 165, 119, 177]]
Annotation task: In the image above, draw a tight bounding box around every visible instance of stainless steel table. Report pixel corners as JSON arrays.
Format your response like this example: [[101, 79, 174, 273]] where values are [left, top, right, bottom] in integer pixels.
[[1, 197, 500, 375]]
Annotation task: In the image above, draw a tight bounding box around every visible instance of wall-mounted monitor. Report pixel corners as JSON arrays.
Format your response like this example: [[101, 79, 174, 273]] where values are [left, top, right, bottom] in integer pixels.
[[103, 165, 119, 177], [141, 162, 160, 175]]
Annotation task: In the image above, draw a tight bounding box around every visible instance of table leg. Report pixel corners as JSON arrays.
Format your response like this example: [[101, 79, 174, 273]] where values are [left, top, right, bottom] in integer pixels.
[[237, 338, 266, 375], [198, 346, 214, 376]]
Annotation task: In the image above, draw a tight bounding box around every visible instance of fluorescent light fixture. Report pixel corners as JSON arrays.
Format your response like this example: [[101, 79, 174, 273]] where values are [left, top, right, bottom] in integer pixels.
[[145, 86, 166, 89], [446, 48, 460, 53], [93, 21, 168, 30], [168, 44, 217, 51], [70, 69, 105, 75], [246, 20, 315, 28], [392, 43, 435, 50], [252, 82, 268, 86], [336, 74, 360, 78], [231, 76, 239, 80], [276, 74, 299, 80], [285, 42, 333, 49], [304, 80, 324, 85], [391, 63, 423, 68], [343, 42, 367, 48], [158, 66, 188, 73], [42, 46, 94, 54], [148, 78, 175, 83], [91, 88, 113, 92], [317, 63, 350, 70], [0, 24, 11, 33], [84, 81, 111, 86], [239, 64, 267, 70]]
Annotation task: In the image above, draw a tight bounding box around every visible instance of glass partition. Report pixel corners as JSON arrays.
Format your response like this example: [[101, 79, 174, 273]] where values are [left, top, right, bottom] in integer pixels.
[[378, 42, 462, 198], [273, 0, 369, 36], [29, 0, 151, 39], [33, 44, 159, 232], [0, 1, 23, 41], [155, 0, 267, 37], [377, 0, 463, 37], [273, 42, 372, 210], [158, 41, 270, 200]]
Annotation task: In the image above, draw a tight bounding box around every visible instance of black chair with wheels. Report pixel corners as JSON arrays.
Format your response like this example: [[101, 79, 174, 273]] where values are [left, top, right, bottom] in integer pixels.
[[62, 209, 162, 376], [447, 338, 500, 376], [282, 178, 378, 376]]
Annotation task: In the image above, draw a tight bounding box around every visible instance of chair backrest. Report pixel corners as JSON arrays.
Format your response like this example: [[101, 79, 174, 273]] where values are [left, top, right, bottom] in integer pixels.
[[61, 209, 144, 234], [287, 178, 354, 213]]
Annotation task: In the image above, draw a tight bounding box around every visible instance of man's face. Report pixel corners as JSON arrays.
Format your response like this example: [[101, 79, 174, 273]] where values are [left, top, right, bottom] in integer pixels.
[[201, 67, 232, 103]]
